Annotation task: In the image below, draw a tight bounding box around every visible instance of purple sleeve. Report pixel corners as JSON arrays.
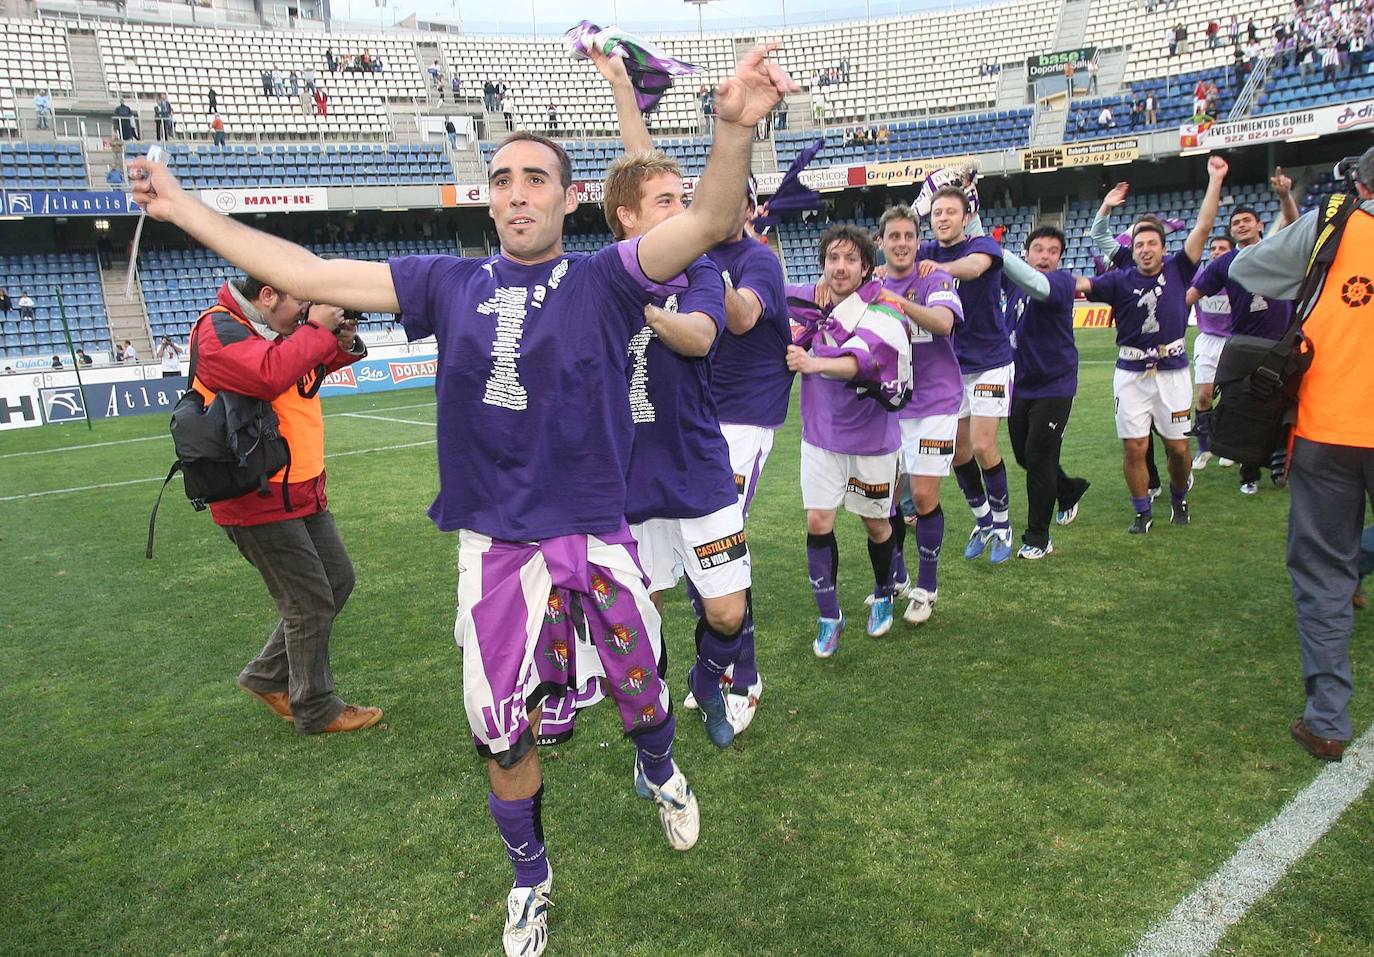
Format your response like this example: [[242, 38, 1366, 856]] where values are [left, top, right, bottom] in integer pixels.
[[921, 271, 964, 326], [388, 254, 478, 342], [611, 237, 691, 299], [1169, 247, 1199, 279], [734, 243, 786, 317], [1191, 256, 1227, 297], [1046, 270, 1077, 310], [678, 256, 727, 335], [1086, 271, 1117, 305], [917, 239, 936, 261], [966, 235, 1004, 266]]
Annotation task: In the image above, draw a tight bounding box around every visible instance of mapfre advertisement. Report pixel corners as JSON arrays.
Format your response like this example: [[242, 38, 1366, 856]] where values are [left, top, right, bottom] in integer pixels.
[[199, 187, 330, 213]]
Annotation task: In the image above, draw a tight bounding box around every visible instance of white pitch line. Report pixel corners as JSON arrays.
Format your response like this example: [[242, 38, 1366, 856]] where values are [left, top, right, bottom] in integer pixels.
[[0, 401, 438, 459], [340, 412, 436, 426], [1127, 721, 1374, 957], [0, 439, 437, 502]]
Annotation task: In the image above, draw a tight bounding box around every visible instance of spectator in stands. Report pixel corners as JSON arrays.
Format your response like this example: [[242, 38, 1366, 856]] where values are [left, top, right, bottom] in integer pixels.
[[501, 89, 514, 129], [211, 113, 226, 147], [18, 292, 35, 320], [361, 49, 373, 71], [1322, 40, 1341, 80], [991, 223, 1007, 244], [698, 85, 714, 132], [1064, 59, 1076, 90], [33, 90, 51, 130], [274, 70, 286, 95], [1299, 43, 1318, 79], [1207, 20, 1221, 47], [1227, 15, 1241, 47], [1205, 81, 1219, 116], [1128, 92, 1142, 127], [1351, 25, 1367, 77], [325, 47, 336, 73], [546, 104, 559, 136], [813, 89, 827, 127], [155, 94, 174, 140], [775, 99, 789, 131], [483, 79, 495, 112], [123, 340, 138, 362], [76, 349, 93, 366], [157, 336, 183, 377], [260, 69, 273, 95], [451, 74, 462, 98], [287, 72, 299, 96], [1098, 104, 1115, 128], [313, 87, 328, 117], [299, 86, 313, 118], [208, 86, 218, 114], [51, 355, 62, 370], [0, 289, 10, 315], [1248, 18, 1259, 43], [1074, 108, 1087, 132], [106, 166, 125, 187], [1144, 90, 1159, 124], [114, 342, 125, 362], [304, 69, 316, 93], [1088, 57, 1099, 93], [114, 100, 138, 140], [96, 233, 114, 270], [1171, 23, 1188, 56], [429, 60, 441, 87], [877, 124, 890, 143]]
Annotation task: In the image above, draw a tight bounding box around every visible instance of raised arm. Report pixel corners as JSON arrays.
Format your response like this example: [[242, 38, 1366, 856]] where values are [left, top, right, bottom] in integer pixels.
[[128, 160, 400, 314], [1183, 155, 1228, 265], [636, 45, 795, 283], [1271, 165, 1300, 230], [1090, 182, 1129, 258], [592, 47, 653, 154]]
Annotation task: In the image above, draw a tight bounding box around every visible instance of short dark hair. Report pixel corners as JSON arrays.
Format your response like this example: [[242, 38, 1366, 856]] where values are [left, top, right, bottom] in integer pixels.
[[817, 224, 877, 277], [495, 132, 573, 189], [233, 276, 270, 302], [1024, 225, 1066, 254], [1210, 234, 1235, 250], [878, 203, 919, 237], [931, 185, 970, 215], [1228, 204, 1261, 222], [1131, 216, 1167, 245]]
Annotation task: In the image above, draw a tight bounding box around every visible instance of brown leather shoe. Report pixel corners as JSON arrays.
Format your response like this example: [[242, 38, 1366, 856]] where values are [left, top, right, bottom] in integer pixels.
[[1290, 717, 1345, 762], [240, 685, 292, 720], [321, 704, 383, 733], [1354, 585, 1367, 611]]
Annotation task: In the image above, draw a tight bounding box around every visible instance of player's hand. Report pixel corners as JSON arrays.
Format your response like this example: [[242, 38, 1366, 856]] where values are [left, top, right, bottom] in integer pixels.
[[307, 303, 344, 332], [1103, 182, 1130, 208], [785, 344, 814, 373], [1270, 165, 1292, 196], [916, 259, 938, 278], [128, 156, 187, 222], [1208, 155, 1229, 180], [715, 43, 798, 129], [335, 316, 359, 350], [813, 280, 832, 308], [589, 46, 630, 87]]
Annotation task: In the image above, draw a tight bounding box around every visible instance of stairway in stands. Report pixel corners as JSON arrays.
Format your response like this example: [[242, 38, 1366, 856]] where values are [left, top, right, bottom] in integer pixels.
[[100, 263, 153, 359]]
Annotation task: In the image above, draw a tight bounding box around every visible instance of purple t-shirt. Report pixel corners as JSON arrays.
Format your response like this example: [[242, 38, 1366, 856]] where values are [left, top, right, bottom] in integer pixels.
[[882, 269, 965, 419], [707, 235, 794, 428], [1005, 270, 1078, 399], [624, 258, 736, 525], [391, 240, 685, 539], [791, 283, 911, 456], [1192, 247, 1293, 340], [917, 234, 1008, 374], [1087, 249, 1197, 373], [1191, 260, 1233, 336]]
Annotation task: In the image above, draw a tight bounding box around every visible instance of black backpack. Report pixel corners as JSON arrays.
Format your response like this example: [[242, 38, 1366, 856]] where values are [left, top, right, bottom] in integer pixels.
[[146, 309, 292, 558], [1209, 194, 1360, 464]]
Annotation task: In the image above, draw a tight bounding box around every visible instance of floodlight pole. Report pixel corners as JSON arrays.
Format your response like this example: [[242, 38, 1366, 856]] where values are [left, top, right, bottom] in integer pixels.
[[54, 286, 93, 431]]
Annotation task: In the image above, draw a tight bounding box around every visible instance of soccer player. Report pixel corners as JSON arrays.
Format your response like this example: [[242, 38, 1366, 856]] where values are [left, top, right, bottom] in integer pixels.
[[1187, 167, 1301, 493], [1186, 234, 1235, 471], [130, 46, 795, 957], [874, 204, 963, 623], [1001, 226, 1092, 558], [590, 47, 789, 734], [787, 225, 913, 654], [918, 186, 1014, 564], [602, 149, 750, 750], [1081, 156, 1228, 533]]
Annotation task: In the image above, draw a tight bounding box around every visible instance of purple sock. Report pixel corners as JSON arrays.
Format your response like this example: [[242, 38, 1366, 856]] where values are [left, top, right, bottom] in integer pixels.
[[954, 459, 992, 528], [983, 461, 1011, 531], [867, 534, 896, 599], [732, 597, 758, 688], [634, 714, 676, 787], [489, 788, 549, 887], [692, 618, 740, 702], [1170, 483, 1188, 505], [889, 513, 909, 589], [915, 504, 944, 593], [1131, 495, 1152, 515], [806, 531, 841, 618]]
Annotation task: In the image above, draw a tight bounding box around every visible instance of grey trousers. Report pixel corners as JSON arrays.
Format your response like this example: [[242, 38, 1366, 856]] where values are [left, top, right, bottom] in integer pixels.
[[225, 510, 354, 733], [1287, 438, 1374, 741]]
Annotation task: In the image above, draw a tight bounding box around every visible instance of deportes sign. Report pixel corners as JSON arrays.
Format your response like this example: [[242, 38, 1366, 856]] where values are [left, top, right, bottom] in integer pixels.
[[199, 188, 329, 213], [1026, 47, 1097, 81], [2, 190, 141, 217]]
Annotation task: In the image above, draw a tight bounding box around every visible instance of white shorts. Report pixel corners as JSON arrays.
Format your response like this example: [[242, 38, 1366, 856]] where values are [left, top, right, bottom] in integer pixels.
[[629, 502, 751, 600], [899, 414, 959, 476], [958, 363, 1014, 419], [1113, 366, 1193, 440], [1193, 332, 1228, 385], [800, 440, 899, 518], [720, 423, 776, 518]]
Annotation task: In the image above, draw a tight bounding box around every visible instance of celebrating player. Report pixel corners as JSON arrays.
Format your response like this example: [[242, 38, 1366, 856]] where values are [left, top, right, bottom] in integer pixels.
[[787, 225, 913, 654], [1185, 234, 1235, 472], [130, 44, 795, 957]]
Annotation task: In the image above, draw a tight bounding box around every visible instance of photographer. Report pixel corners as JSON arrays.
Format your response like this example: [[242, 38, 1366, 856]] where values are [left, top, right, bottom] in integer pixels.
[[190, 275, 381, 735], [1231, 146, 1374, 762]]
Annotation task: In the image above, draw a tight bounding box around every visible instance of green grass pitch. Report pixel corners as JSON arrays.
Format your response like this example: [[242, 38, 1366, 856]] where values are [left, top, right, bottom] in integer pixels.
[[1, 329, 1370, 956]]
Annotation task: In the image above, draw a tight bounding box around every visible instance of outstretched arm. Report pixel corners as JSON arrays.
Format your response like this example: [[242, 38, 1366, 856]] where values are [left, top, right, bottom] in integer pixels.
[[917, 253, 993, 281], [1090, 182, 1129, 258], [1184, 155, 1228, 265], [1271, 165, 1300, 230], [636, 45, 796, 284], [127, 160, 400, 314], [592, 48, 654, 154]]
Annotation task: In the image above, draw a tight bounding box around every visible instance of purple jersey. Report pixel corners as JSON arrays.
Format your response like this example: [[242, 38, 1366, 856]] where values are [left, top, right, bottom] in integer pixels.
[[1192, 247, 1293, 340], [624, 258, 736, 525], [391, 240, 685, 540], [1004, 270, 1079, 399], [707, 235, 794, 428], [882, 269, 965, 418], [917, 234, 1008, 373], [1087, 249, 1197, 373], [790, 282, 912, 456], [1191, 261, 1233, 336]]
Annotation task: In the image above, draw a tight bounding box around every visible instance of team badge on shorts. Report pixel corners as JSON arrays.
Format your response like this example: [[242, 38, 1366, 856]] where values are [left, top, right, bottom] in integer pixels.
[[846, 478, 891, 499], [544, 638, 570, 672], [1171, 410, 1191, 423], [636, 704, 658, 726], [919, 438, 954, 456], [544, 590, 567, 625], [605, 623, 639, 655], [973, 383, 1006, 399], [620, 665, 650, 696], [590, 574, 619, 611], [693, 531, 748, 570]]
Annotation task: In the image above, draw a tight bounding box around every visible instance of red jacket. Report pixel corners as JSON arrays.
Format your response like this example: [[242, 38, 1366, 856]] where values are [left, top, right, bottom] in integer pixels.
[[191, 283, 362, 526]]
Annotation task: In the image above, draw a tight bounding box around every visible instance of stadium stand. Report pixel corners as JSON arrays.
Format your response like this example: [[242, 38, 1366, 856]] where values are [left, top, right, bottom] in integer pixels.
[[1064, 67, 1241, 141], [777, 109, 1035, 165], [1259, 59, 1374, 114], [0, 83, 18, 135], [1084, 0, 1291, 84], [0, 252, 107, 356], [0, 142, 88, 189], [0, 18, 74, 95], [124, 141, 454, 189]]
